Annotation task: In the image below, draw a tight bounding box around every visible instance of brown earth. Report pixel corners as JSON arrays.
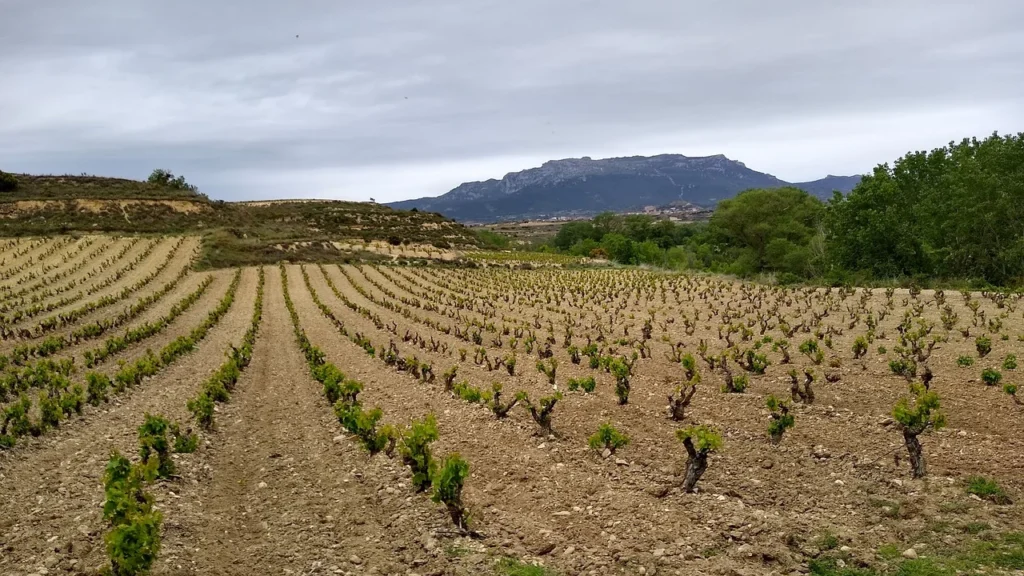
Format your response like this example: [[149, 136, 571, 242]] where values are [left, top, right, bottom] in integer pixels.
[[1, 238, 1023, 576]]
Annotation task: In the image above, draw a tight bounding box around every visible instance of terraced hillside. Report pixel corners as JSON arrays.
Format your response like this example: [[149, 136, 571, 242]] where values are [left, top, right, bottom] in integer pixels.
[[0, 173, 479, 268], [2, 235, 1023, 576]]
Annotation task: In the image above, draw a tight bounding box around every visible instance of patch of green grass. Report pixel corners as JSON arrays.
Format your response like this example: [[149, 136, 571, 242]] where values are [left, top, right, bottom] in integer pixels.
[[966, 476, 1012, 504], [868, 498, 903, 519], [962, 522, 990, 535], [495, 558, 558, 576], [813, 533, 1024, 575], [817, 530, 841, 551], [808, 557, 875, 575], [444, 544, 472, 558], [701, 546, 723, 558], [877, 543, 902, 561]]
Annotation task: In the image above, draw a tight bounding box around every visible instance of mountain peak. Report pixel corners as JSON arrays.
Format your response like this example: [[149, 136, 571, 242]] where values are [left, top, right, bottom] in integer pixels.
[[388, 154, 861, 222]]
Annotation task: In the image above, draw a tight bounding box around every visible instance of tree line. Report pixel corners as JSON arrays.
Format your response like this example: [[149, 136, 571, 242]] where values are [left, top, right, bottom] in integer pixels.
[[548, 132, 1024, 287]]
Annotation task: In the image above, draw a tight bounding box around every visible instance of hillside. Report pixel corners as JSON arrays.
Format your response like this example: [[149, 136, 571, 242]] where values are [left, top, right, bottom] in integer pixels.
[[0, 173, 478, 268], [387, 154, 861, 222]]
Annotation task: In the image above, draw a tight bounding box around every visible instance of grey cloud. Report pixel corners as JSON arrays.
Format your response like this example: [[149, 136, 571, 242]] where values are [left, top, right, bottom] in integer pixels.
[[2, 0, 1022, 201]]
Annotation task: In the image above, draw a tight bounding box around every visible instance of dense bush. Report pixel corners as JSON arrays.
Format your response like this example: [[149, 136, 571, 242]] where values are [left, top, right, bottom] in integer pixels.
[[0, 170, 19, 192], [147, 169, 198, 193]]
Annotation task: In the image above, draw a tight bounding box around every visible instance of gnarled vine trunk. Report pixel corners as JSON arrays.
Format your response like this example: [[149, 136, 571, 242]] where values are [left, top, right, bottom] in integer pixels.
[[682, 437, 709, 493], [903, 429, 926, 478]]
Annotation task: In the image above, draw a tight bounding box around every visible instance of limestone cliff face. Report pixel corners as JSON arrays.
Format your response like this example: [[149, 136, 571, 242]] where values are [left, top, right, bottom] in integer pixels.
[[388, 154, 859, 222]]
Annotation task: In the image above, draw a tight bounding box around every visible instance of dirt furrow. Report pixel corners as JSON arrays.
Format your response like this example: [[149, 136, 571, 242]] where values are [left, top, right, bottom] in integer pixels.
[[161, 266, 448, 576], [0, 267, 258, 576]]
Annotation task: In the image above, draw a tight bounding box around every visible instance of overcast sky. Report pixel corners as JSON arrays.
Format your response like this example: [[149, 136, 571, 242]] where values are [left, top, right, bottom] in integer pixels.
[[2, 1, 1022, 202]]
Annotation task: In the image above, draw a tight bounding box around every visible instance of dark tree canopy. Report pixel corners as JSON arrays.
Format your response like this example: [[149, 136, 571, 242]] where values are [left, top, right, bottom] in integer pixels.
[[826, 132, 1024, 284], [709, 187, 825, 278]]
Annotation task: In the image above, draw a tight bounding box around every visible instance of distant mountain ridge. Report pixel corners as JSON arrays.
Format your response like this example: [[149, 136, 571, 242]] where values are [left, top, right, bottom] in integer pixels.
[[388, 154, 862, 222]]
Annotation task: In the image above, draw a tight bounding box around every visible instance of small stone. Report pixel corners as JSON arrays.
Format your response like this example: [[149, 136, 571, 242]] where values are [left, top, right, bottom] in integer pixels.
[[258, 481, 268, 489], [615, 458, 628, 466], [349, 554, 363, 565], [901, 548, 918, 559], [562, 546, 576, 556], [552, 511, 571, 516], [839, 546, 852, 553], [533, 542, 556, 556], [333, 435, 345, 443], [652, 548, 666, 557], [601, 448, 612, 459]]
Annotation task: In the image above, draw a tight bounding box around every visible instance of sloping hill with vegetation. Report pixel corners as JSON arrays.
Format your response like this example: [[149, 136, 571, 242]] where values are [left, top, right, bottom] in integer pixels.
[[0, 171, 480, 268]]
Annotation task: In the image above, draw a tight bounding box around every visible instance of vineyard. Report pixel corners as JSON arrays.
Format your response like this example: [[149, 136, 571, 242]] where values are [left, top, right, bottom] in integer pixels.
[[1, 235, 1023, 576]]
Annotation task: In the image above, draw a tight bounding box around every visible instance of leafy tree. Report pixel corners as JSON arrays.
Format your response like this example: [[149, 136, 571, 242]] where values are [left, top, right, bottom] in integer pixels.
[[147, 169, 198, 193], [710, 187, 825, 277], [826, 132, 1024, 284], [553, 221, 598, 251], [601, 233, 635, 264]]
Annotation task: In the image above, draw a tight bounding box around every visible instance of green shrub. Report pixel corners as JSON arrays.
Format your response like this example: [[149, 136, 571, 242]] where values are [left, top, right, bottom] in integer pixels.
[[1, 396, 32, 439], [38, 392, 63, 431], [432, 453, 470, 530], [171, 423, 199, 454], [588, 422, 629, 454], [1003, 354, 1017, 370], [452, 380, 485, 403], [334, 402, 391, 454], [102, 450, 162, 576], [186, 393, 215, 430], [0, 170, 19, 192], [766, 394, 795, 444], [956, 355, 975, 367], [610, 359, 630, 404], [138, 414, 175, 478], [1005, 383, 1020, 404], [799, 339, 824, 364], [724, 373, 748, 393], [87, 372, 112, 406], [981, 368, 1002, 386], [60, 385, 85, 417], [567, 376, 596, 393], [976, 336, 992, 357], [893, 383, 945, 478], [889, 357, 917, 379], [851, 336, 868, 359], [400, 414, 439, 492]]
